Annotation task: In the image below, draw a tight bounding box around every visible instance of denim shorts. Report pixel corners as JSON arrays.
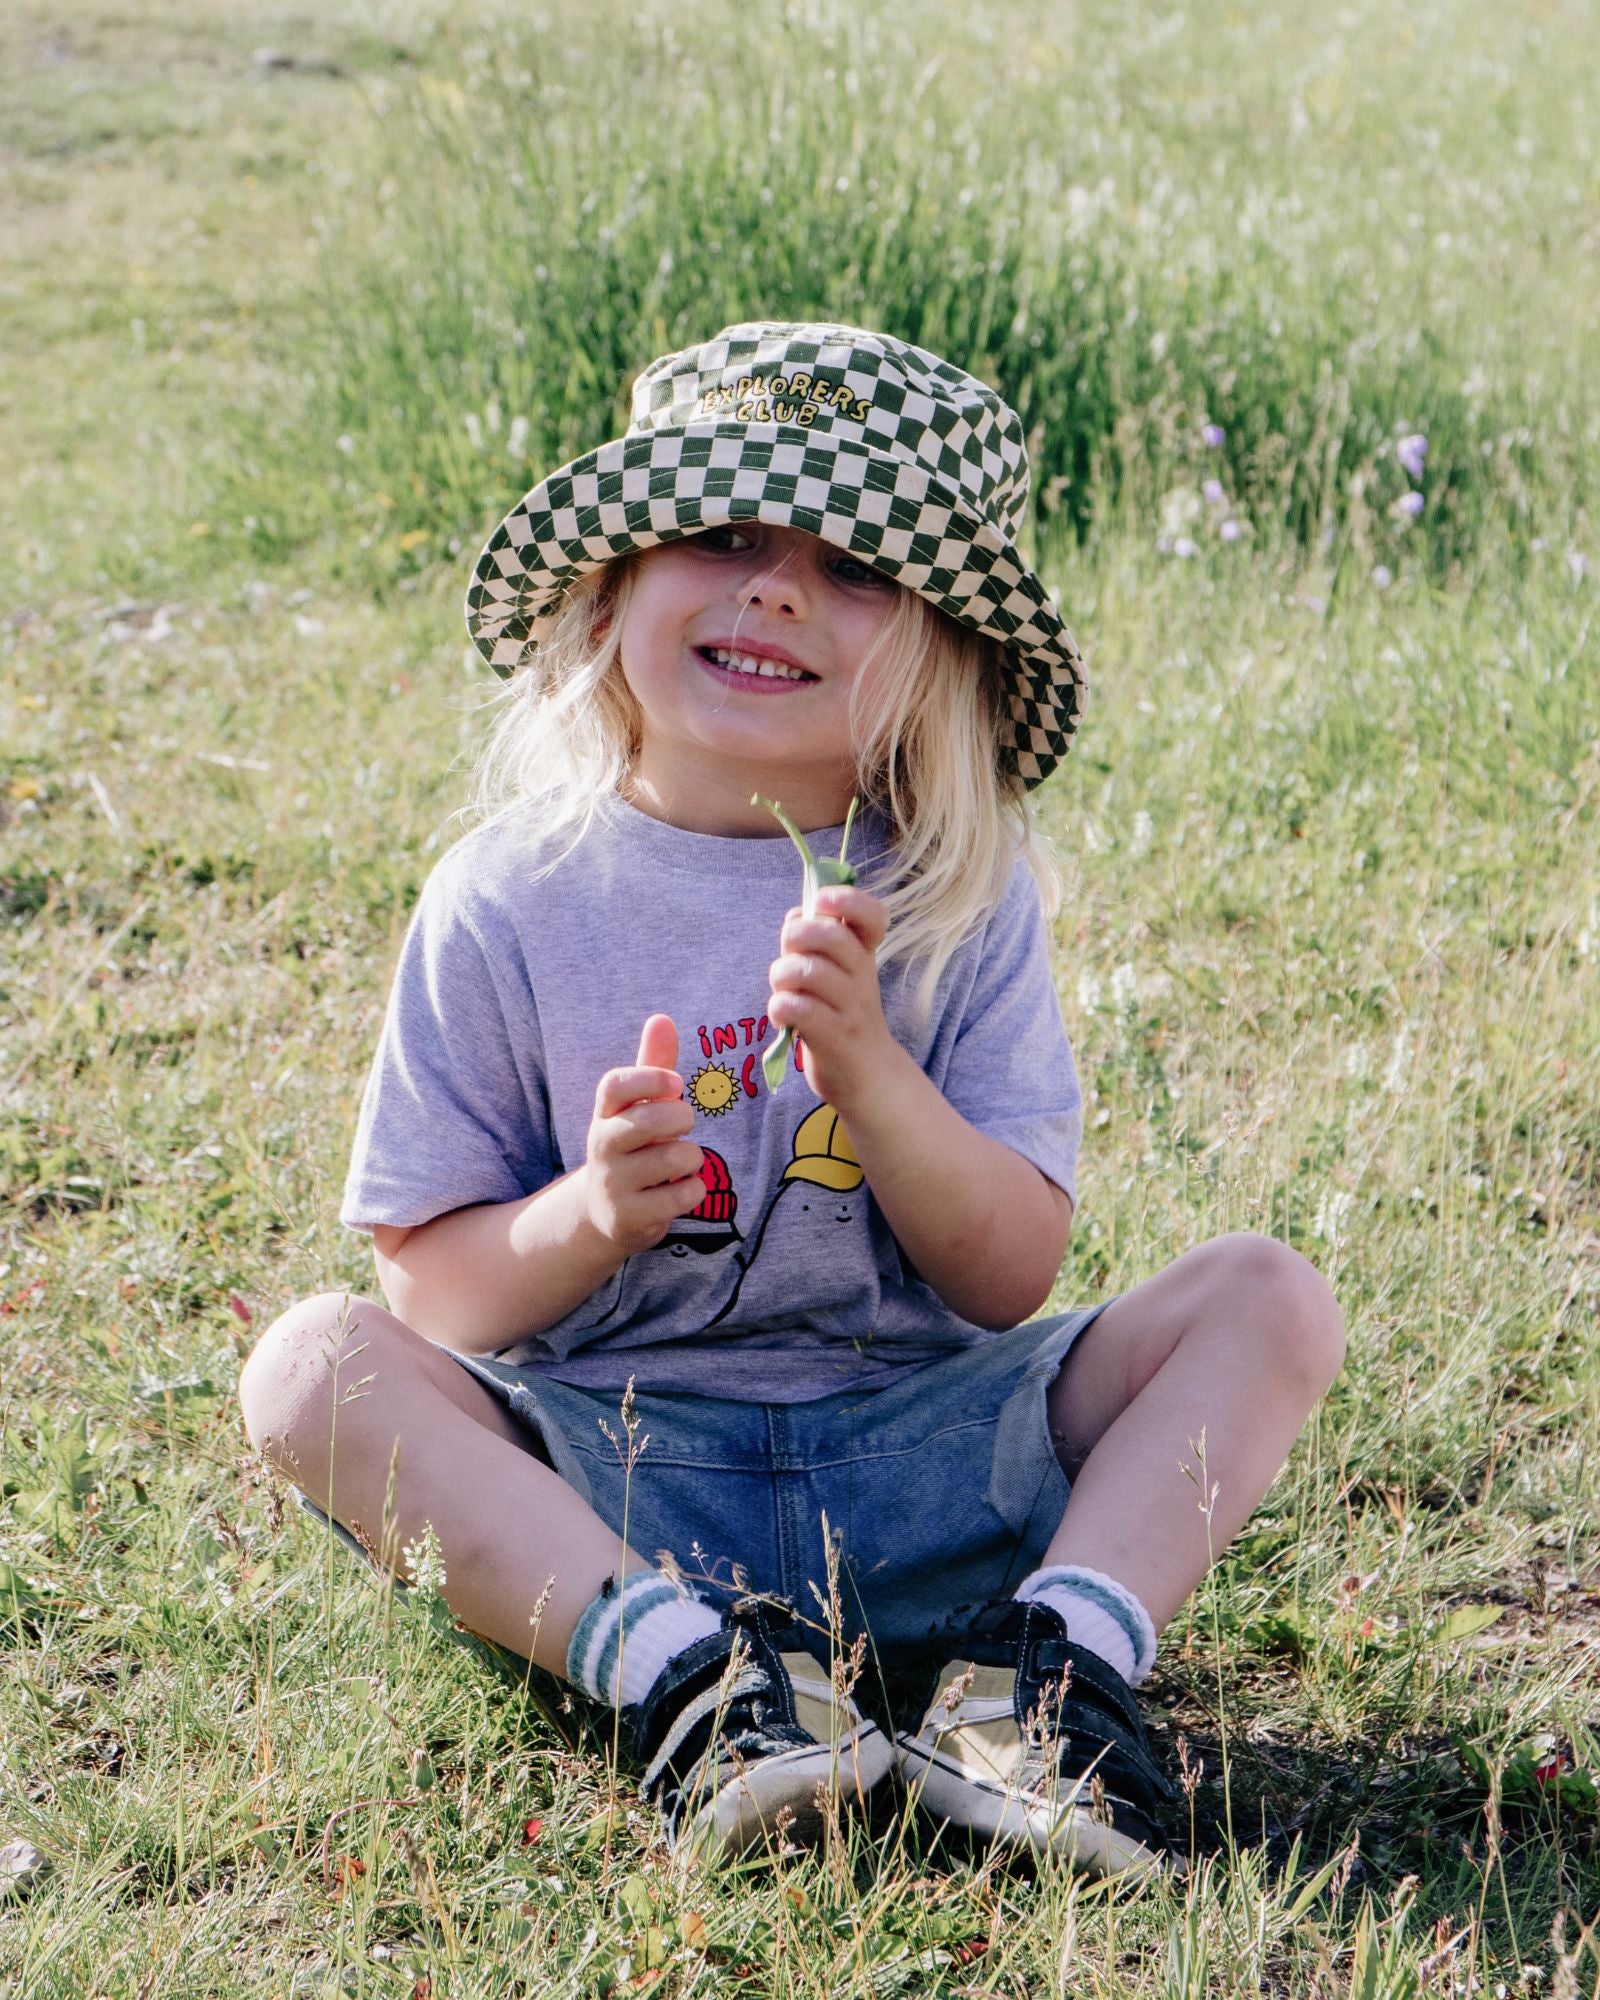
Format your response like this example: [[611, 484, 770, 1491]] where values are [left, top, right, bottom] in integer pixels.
[[302, 1302, 1114, 1669]]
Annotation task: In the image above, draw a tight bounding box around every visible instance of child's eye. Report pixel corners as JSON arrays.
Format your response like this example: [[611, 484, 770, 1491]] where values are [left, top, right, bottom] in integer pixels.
[[694, 526, 755, 553], [830, 553, 892, 588]]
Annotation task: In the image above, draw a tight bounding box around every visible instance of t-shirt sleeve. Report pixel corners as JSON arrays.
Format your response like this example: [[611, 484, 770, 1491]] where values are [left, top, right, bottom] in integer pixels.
[[339, 864, 554, 1234], [937, 856, 1082, 1208]]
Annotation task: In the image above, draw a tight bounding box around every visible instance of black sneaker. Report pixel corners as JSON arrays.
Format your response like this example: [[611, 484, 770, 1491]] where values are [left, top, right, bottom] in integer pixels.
[[894, 1599, 1175, 1876], [623, 1604, 893, 1863]]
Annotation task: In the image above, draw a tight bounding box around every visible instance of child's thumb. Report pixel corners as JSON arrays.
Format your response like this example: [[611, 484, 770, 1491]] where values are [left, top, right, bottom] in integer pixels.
[[635, 1013, 680, 1076]]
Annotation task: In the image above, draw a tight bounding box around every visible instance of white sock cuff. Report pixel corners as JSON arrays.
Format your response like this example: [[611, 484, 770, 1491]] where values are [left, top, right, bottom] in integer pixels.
[[568, 1570, 676, 1702], [567, 1570, 724, 1708], [1016, 1564, 1158, 1682], [611, 1592, 723, 1707]]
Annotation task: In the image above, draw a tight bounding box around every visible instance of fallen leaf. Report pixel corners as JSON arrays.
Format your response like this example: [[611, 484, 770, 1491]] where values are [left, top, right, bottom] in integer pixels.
[[520, 1816, 543, 1846], [1436, 1604, 1505, 1643], [229, 1295, 254, 1324]]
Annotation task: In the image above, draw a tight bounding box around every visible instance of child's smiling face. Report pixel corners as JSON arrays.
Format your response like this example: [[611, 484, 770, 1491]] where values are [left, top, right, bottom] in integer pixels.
[[616, 523, 904, 836]]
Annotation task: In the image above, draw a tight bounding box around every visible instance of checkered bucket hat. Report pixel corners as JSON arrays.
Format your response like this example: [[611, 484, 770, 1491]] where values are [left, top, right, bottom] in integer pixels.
[[466, 321, 1085, 787]]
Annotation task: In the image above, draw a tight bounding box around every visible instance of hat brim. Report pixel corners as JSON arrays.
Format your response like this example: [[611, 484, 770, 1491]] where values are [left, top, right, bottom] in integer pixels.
[[466, 421, 1084, 788]]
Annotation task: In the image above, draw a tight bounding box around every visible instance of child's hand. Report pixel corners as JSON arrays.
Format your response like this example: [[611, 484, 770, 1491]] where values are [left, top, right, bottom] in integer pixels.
[[583, 1015, 706, 1254], [768, 886, 894, 1109]]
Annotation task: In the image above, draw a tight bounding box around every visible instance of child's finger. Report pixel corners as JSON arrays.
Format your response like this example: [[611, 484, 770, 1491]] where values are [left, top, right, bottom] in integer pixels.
[[769, 952, 850, 1008], [603, 1094, 696, 1144], [634, 1012, 679, 1072], [623, 1136, 704, 1188], [780, 913, 877, 973], [811, 885, 888, 948], [594, 1065, 685, 1117]]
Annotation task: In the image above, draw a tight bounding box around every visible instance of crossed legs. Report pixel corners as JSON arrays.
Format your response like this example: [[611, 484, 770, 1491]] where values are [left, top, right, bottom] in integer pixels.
[[238, 1232, 1343, 1680]]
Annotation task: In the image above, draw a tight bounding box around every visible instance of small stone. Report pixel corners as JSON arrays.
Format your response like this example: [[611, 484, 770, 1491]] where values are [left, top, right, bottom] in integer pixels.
[[0, 1839, 53, 1900]]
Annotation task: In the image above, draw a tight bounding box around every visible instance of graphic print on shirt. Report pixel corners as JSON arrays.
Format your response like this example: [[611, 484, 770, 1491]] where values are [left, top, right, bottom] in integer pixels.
[[701, 1102, 865, 1326], [659, 1144, 741, 1254], [686, 1012, 778, 1110], [587, 998, 868, 1330]]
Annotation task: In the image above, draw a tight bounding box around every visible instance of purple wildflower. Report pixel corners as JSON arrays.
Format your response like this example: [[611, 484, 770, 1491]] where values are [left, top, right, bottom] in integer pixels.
[[1397, 490, 1424, 517], [1203, 478, 1226, 506], [1397, 432, 1428, 481], [1372, 564, 1393, 590], [1173, 535, 1198, 560], [1202, 423, 1226, 448], [1220, 519, 1244, 542]]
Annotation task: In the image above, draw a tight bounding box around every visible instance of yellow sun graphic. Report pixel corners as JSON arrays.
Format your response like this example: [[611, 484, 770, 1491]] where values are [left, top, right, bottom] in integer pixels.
[[687, 1063, 740, 1116]]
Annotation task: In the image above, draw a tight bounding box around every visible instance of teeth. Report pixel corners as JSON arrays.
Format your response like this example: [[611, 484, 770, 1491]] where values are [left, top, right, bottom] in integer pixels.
[[706, 646, 812, 681]]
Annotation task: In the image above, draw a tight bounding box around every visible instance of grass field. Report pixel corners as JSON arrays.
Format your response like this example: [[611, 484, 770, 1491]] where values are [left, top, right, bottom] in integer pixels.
[[2, 1, 1597, 1994]]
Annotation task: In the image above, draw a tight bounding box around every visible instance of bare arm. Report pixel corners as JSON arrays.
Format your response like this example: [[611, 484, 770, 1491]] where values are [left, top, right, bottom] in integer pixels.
[[372, 1168, 627, 1356], [765, 884, 1074, 1331], [370, 1013, 706, 1356], [839, 1041, 1073, 1330]]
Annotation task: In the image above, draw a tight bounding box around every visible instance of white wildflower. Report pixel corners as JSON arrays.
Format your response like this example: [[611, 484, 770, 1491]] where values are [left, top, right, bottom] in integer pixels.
[[507, 414, 530, 459], [463, 412, 484, 451], [1344, 1040, 1372, 1081], [1110, 963, 1138, 1015], [1383, 1023, 1412, 1095], [401, 1521, 448, 1594], [1159, 485, 1203, 537], [1130, 810, 1154, 855], [1077, 970, 1103, 1013], [1311, 1190, 1354, 1241]]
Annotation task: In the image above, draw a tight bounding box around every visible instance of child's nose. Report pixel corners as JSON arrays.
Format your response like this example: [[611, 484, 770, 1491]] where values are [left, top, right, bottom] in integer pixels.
[[740, 554, 809, 618]]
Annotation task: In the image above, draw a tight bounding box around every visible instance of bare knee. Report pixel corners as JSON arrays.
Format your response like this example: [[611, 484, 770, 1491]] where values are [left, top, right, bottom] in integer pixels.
[[238, 1290, 399, 1471], [1199, 1232, 1346, 1397]]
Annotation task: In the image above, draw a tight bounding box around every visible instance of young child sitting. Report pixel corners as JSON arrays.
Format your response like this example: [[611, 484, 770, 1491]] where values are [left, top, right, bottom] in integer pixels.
[[240, 321, 1345, 1872]]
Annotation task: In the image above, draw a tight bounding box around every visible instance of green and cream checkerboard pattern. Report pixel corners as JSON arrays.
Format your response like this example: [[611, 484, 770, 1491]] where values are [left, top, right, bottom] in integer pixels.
[[466, 322, 1086, 789]]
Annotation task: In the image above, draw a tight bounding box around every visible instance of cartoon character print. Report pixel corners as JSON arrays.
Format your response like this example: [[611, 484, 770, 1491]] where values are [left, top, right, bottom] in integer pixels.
[[659, 1144, 741, 1255], [587, 1003, 869, 1332], [700, 1101, 864, 1328]]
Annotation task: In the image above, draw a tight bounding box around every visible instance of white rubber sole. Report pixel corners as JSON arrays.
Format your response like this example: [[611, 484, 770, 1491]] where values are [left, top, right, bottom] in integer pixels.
[[684, 1725, 896, 1861], [897, 1740, 1168, 1879]]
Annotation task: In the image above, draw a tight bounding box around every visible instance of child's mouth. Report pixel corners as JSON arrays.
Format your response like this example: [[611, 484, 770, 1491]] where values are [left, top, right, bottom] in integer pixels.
[[694, 645, 818, 691]]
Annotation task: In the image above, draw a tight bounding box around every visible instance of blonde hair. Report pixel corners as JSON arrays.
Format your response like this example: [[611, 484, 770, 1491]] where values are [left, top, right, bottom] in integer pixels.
[[458, 552, 1062, 1025]]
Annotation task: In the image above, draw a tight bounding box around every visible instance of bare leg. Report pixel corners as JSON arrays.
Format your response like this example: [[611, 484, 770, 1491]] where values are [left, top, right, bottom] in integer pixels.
[[239, 1292, 649, 1673], [1042, 1234, 1345, 1629]]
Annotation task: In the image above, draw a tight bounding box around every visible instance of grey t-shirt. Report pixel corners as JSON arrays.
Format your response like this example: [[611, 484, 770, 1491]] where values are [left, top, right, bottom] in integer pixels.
[[341, 793, 1082, 1401]]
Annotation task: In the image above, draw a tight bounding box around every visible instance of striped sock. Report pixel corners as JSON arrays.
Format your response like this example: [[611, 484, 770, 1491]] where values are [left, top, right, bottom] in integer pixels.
[[1014, 1564, 1158, 1686], [566, 1570, 724, 1709]]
